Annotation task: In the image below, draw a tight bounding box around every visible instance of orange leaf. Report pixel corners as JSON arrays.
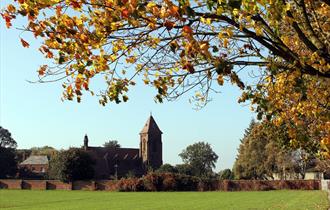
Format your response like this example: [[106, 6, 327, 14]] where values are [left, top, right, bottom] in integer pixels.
[[183, 62, 194, 73], [164, 20, 175, 30], [56, 5, 62, 16], [121, 9, 129, 19], [183, 25, 193, 35], [6, 21, 12, 28], [168, 5, 179, 17], [83, 81, 89, 90], [38, 65, 47, 76], [7, 4, 16, 13], [47, 51, 54, 58], [80, 34, 88, 43], [1, 13, 12, 28], [20, 38, 30, 48], [70, 1, 81, 9]]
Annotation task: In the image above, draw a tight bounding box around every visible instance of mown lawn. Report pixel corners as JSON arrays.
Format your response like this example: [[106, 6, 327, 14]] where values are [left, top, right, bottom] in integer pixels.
[[0, 190, 328, 210]]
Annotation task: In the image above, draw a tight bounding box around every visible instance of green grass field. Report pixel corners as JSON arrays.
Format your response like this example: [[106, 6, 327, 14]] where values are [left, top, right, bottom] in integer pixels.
[[0, 190, 329, 210]]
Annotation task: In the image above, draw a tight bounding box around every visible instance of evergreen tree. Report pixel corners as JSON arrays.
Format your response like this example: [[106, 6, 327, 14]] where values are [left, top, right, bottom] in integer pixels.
[[233, 120, 299, 180]]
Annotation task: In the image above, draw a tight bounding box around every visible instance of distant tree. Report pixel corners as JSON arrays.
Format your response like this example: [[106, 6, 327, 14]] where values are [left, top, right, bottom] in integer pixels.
[[0, 147, 17, 178], [233, 120, 313, 180], [316, 159, 330, 179], [234, 120, 282, 179], [175, 164, 193, 176], [48, 148, 95, 182], [179, 142, 218, 177], [0, 126, 17, 178], [15, 149, 32, 163], [31, 146, 58, 159], [290, 150, 316, 179], [0, 126, 17, 148], [233, 120, 256, 179], [103, 140, 121, 149], [218, 169, 234, 180], [156, 163, 178, 174]]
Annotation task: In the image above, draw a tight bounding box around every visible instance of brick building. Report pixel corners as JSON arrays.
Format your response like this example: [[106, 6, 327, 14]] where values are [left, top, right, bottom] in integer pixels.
[[84, 115, 163, 179], [19, 155, 49, 174]]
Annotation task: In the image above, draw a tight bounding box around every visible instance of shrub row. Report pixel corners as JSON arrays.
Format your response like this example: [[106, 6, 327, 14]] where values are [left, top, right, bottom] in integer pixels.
[[116, 173, 205, 191], [218, 180, 320, 191], [115, 173, 320, 192], [0, 175, 320, 191]]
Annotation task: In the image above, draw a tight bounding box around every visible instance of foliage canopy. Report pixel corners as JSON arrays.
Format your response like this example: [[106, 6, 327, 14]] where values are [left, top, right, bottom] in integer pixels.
[[0, 126, 17, 149], [1, 0, 329, 156], [233, 120, 316, 180], [218, 168, 234, 180], [48, 148, 95, 182], [103, 140, 121, 149], [0, 126, 17, 178], [179, 141, 218, 177]]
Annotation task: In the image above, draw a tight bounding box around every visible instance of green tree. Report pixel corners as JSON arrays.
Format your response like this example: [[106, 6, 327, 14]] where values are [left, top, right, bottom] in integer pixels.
[[103, 140, 121, 149], [179, 142, 218, 177], [0, 126, 17, 148], [0, 126, 17, 178], [30, 146, 58, 159], [48, 148, 95, 182], [156, 163, 178, 174], [218, 169, 234, 180], [0, 148, 17, 178], [15, 149, 32, 163], [175, 164, 194, 176], [316, 159, 330, 179], [233, 120, 313, 180]]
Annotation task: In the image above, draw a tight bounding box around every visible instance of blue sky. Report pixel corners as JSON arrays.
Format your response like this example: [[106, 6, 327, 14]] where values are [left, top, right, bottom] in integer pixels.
[[0, 3, 255, 171]]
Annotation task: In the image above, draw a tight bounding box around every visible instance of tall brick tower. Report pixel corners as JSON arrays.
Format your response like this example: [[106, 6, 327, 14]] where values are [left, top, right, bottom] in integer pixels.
[[139, 115, 163, 170]]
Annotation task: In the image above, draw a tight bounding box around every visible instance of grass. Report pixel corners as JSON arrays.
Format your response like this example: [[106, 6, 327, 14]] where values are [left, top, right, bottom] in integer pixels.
[[0, 190, 329, 210]]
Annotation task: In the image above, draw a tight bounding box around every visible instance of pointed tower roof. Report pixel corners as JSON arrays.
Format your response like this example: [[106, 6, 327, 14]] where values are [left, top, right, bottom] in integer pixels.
[[140, 115, 162, 134]]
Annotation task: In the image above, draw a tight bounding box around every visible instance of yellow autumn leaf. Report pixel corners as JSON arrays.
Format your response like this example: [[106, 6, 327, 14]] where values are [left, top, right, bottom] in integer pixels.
[[223, 38, 229, 48]]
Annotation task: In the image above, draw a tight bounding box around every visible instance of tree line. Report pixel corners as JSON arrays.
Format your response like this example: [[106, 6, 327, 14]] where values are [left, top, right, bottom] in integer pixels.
[[1, 125, 329, 181]]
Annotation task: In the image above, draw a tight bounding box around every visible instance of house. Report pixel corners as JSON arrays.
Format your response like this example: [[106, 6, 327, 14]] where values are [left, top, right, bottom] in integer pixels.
[[84, 115, 163, 179], [304, 168, 324, 180], [272, 171, 324, 180], [19, 155, 49, 174], [272, 164, 324, 180]]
